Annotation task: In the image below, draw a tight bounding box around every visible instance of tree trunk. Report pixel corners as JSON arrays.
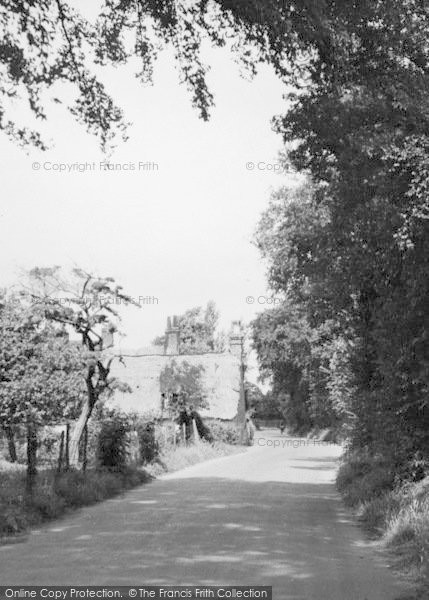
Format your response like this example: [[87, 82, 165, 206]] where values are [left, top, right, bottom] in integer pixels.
[[69, 398, 91, 466], [192, 419, 200, 444], [240, 421, 250, 446], [26, 425, 38, 494], [4, 426, 17, 463]]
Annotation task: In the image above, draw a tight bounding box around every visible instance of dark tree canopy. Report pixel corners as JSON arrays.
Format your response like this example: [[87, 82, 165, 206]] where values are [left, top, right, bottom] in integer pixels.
[[4, 0, 416, 150], [251, 0, 429, 471]]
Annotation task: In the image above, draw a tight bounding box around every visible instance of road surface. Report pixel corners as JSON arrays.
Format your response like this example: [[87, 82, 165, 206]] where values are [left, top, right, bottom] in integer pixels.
[[0, 431, 410, 599]]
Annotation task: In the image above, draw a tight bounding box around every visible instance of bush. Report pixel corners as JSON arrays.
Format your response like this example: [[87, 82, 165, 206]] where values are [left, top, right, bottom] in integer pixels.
[[137, 421, 159, 464], [97, 412, 131, 471], [28, 487, 67, 520], [0, 466, 149, 538], [54, 469, 131, 505], [154, 422, 177, 454], [384, 479, 429, 582], [357, 492, 402, 533], [337, 452, 395, 507], [208, 420, 240, 445], [337, 455, 429, 595]]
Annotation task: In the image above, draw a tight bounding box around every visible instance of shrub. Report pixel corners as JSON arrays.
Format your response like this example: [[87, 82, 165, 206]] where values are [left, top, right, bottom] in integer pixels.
[[0, 505, 27, 535], [53, 468, 142, 506], [37, 428, 62, 468], [28, 487, 66, 520], [0, 466, 149, 538], [384, 479, 429, 581], [337, 452, 395, 507], [154, 422, 177, 453], [337, 456, 429, 594], [137, 421, 159, 464], [208, 420, 240, 445], [96, 412, 131, 471], [358, 492, 402, 533], [55, 470, 100, 505]]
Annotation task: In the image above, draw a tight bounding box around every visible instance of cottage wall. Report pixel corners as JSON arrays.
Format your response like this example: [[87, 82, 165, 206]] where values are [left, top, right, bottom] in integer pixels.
[[110, 350, 242, 420], [109, 317, 244, 420]]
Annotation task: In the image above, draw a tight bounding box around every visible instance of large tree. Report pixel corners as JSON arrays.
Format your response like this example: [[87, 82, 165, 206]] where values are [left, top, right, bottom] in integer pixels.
[[0, 0, 370, 150], [0, 294, 84, 489], [278, 5, 429, 464], [230, 0, 429, 471], [25, 266, 138, 465]]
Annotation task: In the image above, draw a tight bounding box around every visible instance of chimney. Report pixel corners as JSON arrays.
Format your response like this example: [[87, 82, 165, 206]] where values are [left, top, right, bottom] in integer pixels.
[[164, 315, 180, 355], [229, 320, 243, 359]]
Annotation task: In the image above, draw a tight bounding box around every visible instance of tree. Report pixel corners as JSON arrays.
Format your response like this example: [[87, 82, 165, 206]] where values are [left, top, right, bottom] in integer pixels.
[[252, 0, 429, 465], [0, 0, 356, 150], [154, 301, 226, 354], [25, 266, 139, 465], [160, 359, 211, 442], [268, 2, 429, 467], [252, 185, 360, 435], [245, 383, 280, 421], [0, 294, 84, 490], [159, 359, 208, 417], [251, 301, 314, 434]]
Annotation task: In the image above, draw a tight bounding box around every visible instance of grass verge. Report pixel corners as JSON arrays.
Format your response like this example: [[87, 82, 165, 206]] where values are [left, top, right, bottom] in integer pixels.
[[0, 440, 244, 540], [337, 453, 429, 598], [0, 466, 149, 538], [145, 439, 245, 477]]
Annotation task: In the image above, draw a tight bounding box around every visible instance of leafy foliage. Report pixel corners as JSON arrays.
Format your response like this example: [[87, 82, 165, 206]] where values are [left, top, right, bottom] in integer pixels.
[[159, 359, 208, 416], [6, 0, 393, 150], [96, 410, 131, 471], [154, 301, 226, 354], [0, 467, 148, 536], [0, 294, 84, 429], [251, 1, 429, 475], [208, 420, 240, 445], [25, 266, 137, 464], [137, 421, 159, 465], [0, 0, 322, 150]]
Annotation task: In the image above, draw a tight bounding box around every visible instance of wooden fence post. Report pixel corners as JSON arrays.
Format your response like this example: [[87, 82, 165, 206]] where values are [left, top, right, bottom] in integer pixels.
[[57, 430, 65, 474], [26, 424, 38, 494], [65, 423, 70, 471]]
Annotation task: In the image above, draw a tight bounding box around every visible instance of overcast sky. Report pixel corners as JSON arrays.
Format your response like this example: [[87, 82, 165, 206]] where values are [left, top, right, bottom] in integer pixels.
[[0, 24, 298, 381]]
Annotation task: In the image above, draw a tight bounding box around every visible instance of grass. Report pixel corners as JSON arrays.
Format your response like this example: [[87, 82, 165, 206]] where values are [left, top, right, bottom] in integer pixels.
[[0, 439, 244, 540], [0, 466, 150, 537], [337, 453, 429, 597], [0, 457, 25, 473], [384, 480, 429, 587], [145, 439, 244, 477]]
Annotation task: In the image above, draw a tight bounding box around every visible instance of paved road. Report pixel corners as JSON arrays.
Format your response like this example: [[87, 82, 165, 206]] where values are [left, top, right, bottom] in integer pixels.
[[0, 431, 409, 599]]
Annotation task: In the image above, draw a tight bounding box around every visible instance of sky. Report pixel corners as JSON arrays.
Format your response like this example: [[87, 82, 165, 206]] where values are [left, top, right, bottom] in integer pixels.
[[0, 18, 299, 381]]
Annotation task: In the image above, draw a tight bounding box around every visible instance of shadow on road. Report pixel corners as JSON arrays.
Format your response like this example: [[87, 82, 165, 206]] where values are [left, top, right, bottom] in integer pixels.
[[0, 476, 410, 600], [0, 435, 413, 599]]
